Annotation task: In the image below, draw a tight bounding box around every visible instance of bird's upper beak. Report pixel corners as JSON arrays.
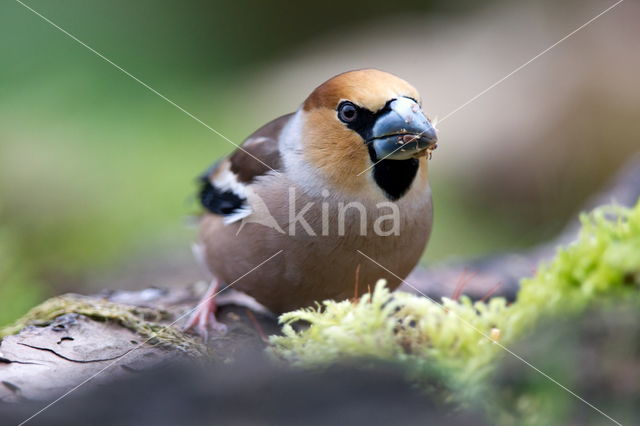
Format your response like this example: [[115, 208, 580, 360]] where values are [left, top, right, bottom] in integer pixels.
[[367, 97, 437, 161]]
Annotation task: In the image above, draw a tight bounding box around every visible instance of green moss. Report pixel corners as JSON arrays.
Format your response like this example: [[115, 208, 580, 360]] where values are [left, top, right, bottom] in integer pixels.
[[270, 282, 509, 393], [517, 204, 640, 318], [269, 200, 640, 399], [0, 294, 209, 357]]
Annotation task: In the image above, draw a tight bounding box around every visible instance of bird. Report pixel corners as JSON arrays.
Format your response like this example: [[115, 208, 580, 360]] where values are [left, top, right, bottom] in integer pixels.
[[186, 69, 438, 336]]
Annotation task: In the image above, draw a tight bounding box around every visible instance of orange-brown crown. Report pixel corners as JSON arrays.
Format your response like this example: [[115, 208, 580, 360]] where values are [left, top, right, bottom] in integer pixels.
[[303, 69, 420, 112]]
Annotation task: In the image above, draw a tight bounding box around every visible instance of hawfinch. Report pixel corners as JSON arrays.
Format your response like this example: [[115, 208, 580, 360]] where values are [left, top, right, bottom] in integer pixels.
[[186, 69, 438, 335]]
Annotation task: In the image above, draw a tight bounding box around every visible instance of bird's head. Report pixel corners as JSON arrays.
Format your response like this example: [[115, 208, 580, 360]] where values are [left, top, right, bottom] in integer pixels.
[[293, 69, 437, 200]]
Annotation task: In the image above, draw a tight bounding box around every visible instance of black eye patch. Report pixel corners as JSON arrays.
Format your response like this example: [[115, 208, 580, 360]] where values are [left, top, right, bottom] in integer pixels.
[[343, 106, 376, 140], [338, 100, 395, 141]]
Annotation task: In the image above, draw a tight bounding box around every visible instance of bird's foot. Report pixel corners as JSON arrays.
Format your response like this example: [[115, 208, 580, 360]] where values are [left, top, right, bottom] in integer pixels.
[[184, 309, 227, 341], [184, 279, 228, 340]]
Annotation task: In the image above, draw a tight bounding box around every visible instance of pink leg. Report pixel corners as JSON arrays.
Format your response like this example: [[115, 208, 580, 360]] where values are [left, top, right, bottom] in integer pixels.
[[184, 279, 228, 339]]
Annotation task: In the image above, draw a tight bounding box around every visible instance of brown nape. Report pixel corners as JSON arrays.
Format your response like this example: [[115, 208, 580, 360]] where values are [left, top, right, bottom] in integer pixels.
[[303, 69, 420, 112]]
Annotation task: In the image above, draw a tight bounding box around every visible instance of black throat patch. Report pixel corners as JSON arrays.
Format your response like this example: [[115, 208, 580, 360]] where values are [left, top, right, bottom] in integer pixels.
[[371, 158, 419, 201]]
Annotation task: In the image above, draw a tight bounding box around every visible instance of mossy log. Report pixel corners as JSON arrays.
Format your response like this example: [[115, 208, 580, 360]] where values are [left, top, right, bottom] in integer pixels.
[[0, 285, 279, 403], [1, 155, 639, 404]]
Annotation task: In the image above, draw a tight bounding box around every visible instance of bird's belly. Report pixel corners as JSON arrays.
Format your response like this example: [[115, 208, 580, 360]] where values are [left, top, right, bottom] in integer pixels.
[[199, 186, 432, 314]]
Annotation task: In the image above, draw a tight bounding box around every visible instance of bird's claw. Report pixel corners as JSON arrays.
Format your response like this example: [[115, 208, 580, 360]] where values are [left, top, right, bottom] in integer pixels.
[[184, 308, 228, 341]]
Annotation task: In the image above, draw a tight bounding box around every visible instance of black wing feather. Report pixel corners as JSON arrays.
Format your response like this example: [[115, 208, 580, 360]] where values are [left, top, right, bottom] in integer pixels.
[[198, 178, 245, 215]]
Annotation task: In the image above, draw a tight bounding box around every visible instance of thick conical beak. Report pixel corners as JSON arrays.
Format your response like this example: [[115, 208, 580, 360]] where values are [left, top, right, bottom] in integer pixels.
[[367, 97, 437, 161]]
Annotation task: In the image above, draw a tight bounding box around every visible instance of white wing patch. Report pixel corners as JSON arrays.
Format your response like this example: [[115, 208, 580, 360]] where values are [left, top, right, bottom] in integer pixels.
[[211, 162, 249, 199], [209, 161, 254, 225], [223, 205, 253, 225]]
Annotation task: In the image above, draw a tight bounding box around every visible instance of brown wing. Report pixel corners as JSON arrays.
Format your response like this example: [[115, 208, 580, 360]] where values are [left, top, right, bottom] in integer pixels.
[[227, 113, 291, 183], [198, 113, 292, 216]]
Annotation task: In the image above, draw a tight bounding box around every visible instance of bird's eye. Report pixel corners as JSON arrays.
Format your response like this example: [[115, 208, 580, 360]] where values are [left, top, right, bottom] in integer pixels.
[[337, 102, 358, 123]]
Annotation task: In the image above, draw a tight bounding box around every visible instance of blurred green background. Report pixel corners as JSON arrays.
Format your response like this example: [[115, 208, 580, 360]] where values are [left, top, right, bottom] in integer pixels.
[[1, 0, 638, 325]]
